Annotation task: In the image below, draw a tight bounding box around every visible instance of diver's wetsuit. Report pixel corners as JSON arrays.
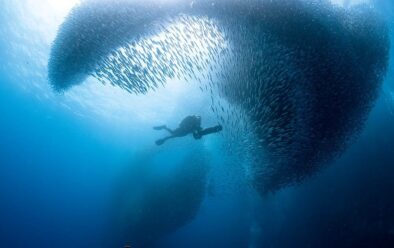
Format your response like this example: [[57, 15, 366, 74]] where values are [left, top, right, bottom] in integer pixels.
[[154, 115, 222, 145]]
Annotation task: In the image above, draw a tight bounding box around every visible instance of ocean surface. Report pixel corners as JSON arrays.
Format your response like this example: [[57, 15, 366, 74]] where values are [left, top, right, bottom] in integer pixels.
[[0, 0, 394, 247]]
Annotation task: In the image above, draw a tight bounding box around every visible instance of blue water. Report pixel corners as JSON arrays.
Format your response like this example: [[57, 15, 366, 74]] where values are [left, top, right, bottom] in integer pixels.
[[1, 0, 394, 247]]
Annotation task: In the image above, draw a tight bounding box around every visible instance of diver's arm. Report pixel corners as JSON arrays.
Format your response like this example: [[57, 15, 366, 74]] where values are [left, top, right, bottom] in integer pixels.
[[193, 125, 222, 139]]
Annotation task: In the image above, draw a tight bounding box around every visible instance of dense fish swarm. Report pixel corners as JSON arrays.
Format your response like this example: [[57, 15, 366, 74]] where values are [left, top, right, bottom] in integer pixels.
[[91, 15, 226, 94], [49, 0, 389, 193]]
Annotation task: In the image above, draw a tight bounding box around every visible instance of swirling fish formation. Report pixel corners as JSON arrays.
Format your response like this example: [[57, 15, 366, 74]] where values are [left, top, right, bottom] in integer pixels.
[[49, 0, 389, 193]]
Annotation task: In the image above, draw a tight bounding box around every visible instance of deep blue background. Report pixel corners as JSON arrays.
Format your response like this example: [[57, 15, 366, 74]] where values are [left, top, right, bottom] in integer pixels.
[[0, 1, 394, 248]]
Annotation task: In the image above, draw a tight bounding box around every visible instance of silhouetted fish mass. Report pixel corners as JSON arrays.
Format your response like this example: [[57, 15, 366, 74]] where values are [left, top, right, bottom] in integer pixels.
[[49, 0, 389, 193]]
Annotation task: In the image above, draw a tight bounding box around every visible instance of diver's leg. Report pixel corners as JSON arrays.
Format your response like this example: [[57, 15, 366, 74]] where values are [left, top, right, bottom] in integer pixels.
[[155, 135, 176, 146], [153, 125, 175, 134], [163, 127, 175, 134]]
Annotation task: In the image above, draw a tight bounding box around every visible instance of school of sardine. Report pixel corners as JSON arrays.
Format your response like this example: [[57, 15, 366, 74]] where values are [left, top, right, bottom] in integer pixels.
[[49, 0, 389, 194]]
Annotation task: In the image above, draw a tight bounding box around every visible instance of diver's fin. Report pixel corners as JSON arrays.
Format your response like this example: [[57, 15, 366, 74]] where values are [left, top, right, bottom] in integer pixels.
[[153, 125, 166, 130], [155, 139, 165, 146]]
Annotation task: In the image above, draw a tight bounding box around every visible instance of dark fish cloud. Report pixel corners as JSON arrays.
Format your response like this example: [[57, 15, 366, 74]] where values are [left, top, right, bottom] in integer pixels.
[[48, 0, 279, 90], [48, 0, 181, 90], [49, 0, 390, 194]]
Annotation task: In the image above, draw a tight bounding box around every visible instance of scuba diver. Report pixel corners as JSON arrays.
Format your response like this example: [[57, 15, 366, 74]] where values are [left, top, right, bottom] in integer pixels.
[[153, 115, 223, 145]]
